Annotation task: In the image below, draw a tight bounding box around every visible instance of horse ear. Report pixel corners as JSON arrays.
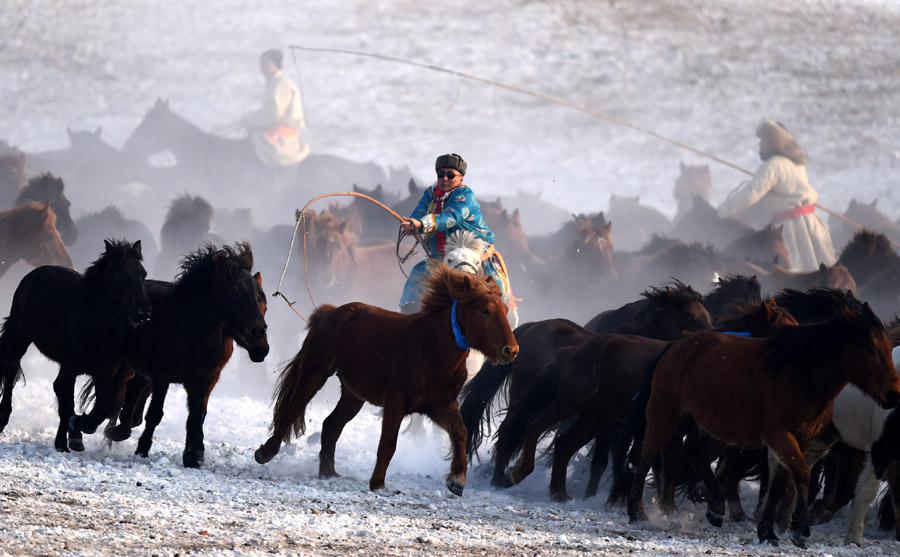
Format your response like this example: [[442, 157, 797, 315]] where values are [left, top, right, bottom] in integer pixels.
[[408, 178, 418, 193], [352, 184, 360, 193], [819, 262, 827, 271], [154, 97, 163, 108], [765, 298, 777, 309], [133, 240, 142, 254], [512, 208, 520, 222], [871, 199, 878, 208], [104, 238, 113, 252], [94, 127, 102, 137], [66, 127, 74, 141], [253, 271, 262, 285]]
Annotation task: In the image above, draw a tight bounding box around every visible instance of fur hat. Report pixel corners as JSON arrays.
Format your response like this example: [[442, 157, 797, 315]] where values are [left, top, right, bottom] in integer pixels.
[[756, 119, 807, 165], [435, 153, 467, 176], [261, 49, 284, 70]]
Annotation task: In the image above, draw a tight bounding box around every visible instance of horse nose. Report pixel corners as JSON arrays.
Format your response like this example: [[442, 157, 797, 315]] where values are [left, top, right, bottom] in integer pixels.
[[883, 390, 900, 409], [503, 344, 519, 361]]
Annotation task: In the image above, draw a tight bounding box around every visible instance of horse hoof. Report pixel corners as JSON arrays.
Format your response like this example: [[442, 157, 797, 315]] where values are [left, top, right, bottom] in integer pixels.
[[789, 532, 807, 549], [105, 426, 132, 443], [730, 511, 747, 523], [135, 448, 149, 459], [446, 479, 465, 497], [549, 491, 572, 503], [254, 448, 271, 465], [183, 458, 201, 469], [705, 509, 724, 528], [68, 438, 85, 452]]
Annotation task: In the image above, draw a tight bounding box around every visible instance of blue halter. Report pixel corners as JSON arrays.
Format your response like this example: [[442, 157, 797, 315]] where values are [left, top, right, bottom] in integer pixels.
[[722, 330, 752, 337], [451, 300, 470, 351]]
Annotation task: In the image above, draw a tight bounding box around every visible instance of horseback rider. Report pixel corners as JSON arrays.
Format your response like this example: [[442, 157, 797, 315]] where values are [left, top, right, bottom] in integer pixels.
[[241, 49, 310, 167], [718, 119, 837, 272], [399, 153, 510, 313]]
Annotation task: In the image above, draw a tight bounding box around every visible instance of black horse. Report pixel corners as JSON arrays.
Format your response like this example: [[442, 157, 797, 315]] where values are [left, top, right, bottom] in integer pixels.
[[0, 239, 150, 451], [101, 242, 269, 468]]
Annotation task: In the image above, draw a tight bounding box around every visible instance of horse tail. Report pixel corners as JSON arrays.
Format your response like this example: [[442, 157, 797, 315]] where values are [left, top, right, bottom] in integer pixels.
[[256, 304, 338, 464], [607, 341, 674, 506], [0, 311, 30, 433], [77, 377, 97, 413], [495, 356, 563, 463], [878, 485, 897, 532], [459, 358, 514, 461]]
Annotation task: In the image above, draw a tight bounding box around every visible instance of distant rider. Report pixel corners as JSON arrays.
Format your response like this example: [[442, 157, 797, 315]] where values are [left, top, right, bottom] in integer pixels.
[[241, 49, 310, 167], [718, 119, 836, 272]]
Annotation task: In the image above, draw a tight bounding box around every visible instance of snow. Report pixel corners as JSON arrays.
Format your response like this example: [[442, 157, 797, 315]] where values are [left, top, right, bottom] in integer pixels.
[[2, 0, 900, 554]]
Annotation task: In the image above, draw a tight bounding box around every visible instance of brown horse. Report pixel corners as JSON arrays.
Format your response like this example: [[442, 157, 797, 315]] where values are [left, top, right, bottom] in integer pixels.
[[757, 262, 857, 296], [722, 224, 791, 270], [255, 266, 518, 495], [0, 201, 74, 278], [627, 296, 900, 548], [15, 173, 78, 246]]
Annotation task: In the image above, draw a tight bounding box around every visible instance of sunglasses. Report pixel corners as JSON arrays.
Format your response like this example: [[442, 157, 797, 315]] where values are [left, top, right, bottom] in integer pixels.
[[436, 170, 460, 180]]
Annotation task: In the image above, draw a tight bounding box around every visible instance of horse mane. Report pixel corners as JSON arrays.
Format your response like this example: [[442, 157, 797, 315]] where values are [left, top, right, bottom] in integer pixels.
[[772, 287, 863, 323], [839, 229, 900, 266], [765, 298, 884, 373], [640, 279, 703, 308], [175, 242, 253, 289], [419, 264, 502, 316], [160, 194, 214, 246], [0, 200, 57, 227], [703, 274, 762, 318], [16, 172, 64, 205], [639, 234, 680, 255], [83, 239, 144, 286], [885, 315, 900, 347], [446, 230, 487, 255]]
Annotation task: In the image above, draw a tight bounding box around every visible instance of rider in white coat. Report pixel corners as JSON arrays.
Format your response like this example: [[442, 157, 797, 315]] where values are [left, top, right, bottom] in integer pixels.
[[242, 49, 310, 167], [718, 119, 836, 272]]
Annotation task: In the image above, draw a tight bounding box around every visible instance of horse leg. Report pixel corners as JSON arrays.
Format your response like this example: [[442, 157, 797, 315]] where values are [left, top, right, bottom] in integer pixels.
[[547, 416, 600, 501], [584, 433, 613, 500], [845, 455, 879, 546], [182, 383, 212, 468], [490, 406, 527, 489], [719, 447, 762, 523], [369, 401, 405, 492], [682, 434, 726, 527], [811, 445, 865, 524], [627, 399, 681, 523], [135, 380, 170, 459], [318, 389, 364, 479], [760, 432, 811, 548], [105, 371, 148, 442], [0, 320, 30, 434], [51, 368, 80, 452], [508, 397, 583, 488], [427, 401, 468, 497], [887, 462, 900, 541]]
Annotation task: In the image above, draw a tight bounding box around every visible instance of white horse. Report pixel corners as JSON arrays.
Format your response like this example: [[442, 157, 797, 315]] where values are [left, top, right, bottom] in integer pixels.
[[444, 230, 519, 379], [798, 345, 900, 546]]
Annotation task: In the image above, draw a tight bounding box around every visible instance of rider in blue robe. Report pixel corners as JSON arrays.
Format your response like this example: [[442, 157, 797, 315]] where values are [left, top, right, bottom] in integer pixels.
[[399, 153, 508, 313]]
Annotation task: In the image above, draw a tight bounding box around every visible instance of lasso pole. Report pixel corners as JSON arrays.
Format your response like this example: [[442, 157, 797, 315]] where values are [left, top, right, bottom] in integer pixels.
[[288, 45, 883, 241]]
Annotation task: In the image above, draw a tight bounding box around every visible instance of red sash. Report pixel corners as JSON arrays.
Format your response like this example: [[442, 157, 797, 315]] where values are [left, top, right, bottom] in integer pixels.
[[774, 204, 815, 222]]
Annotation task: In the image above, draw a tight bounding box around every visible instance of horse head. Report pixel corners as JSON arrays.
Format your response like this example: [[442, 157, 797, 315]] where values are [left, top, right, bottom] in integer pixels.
[[422, 266, 518, 365], [10, 201, 76, 271], [566, 215, 617, 282], [839, 302, 900, 409], [122, 98, 178, 158], [305, 210, 356, 290], [444, 230, 487, 275], [633, 280, 713, 339], [703, 274, 762, 323], [16, 173, 78, 245], [210, 243, 269, 362], [85, 239, 152, 328], [673, 162, 711, 218], [716, 299, 798, 337], [724, 224, 791, 270]]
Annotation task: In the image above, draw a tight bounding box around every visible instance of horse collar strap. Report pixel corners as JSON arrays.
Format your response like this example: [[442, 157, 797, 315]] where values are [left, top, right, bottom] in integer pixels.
[[451, 300, 470, 351], [722, 330, 752, 337]]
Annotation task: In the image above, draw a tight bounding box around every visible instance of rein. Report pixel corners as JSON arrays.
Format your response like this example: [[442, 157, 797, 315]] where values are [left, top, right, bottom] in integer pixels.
[[273, 191, 431, 322]]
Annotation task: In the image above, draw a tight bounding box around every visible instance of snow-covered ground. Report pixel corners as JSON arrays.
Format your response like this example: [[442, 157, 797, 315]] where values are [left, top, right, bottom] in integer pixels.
[[2, 0, 900, 554]]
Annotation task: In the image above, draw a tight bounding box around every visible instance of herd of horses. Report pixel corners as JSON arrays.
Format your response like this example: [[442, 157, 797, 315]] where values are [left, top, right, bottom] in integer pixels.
[[4, 103, 900, 549]]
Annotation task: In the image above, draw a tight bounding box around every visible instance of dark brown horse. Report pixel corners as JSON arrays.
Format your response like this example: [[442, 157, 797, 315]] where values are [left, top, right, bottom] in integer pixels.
[[16, 173, 78, 246], [102, 271, 267, 449], [758, 262, 857, 296], [722, 224, 791, 270], [0, 202, 75, 278], [102, 243, 269, 468], [838, 229, 900, 319], [154, 194, 216, 279], [627, 296, 900, 548], [672, 162, 711, 223], [255, 266, 518, 495]]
